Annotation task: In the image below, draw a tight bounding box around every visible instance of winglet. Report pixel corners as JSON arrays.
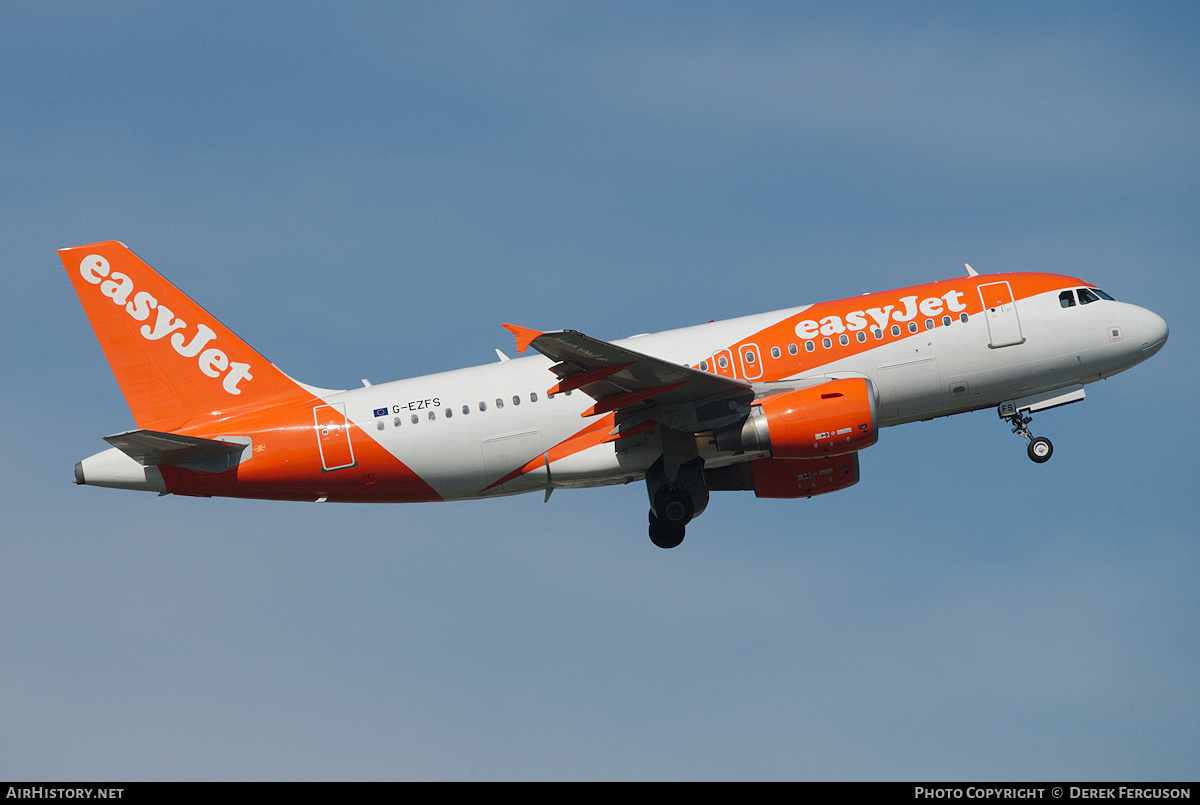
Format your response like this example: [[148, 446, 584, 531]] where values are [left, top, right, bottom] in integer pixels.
[[502, 323, 543, 354]]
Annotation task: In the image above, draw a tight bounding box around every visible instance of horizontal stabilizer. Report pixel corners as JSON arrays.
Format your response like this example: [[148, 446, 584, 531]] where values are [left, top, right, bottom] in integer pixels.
[[103, 429, 244, 467]]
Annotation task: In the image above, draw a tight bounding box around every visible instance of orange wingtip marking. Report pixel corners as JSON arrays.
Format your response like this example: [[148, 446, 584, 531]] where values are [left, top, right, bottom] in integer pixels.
[[501, 323, 543, 354], [581, 382, 686, 417], [548, 362, 634, 395]]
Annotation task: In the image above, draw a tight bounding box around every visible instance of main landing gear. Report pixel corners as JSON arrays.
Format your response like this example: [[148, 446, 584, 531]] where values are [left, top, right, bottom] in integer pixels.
[[1005, 411, 1054, 463], [648, 485, 693, 549], [645, 451, 708, 549]]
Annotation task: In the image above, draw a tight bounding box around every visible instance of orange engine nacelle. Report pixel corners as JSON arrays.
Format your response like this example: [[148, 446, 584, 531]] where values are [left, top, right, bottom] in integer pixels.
[[715, 377, 879, 459], [750, 453, 860, 498]]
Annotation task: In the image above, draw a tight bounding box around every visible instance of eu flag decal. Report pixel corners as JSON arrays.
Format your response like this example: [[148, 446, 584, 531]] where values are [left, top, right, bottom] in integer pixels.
[[373, 407, 388, 417]]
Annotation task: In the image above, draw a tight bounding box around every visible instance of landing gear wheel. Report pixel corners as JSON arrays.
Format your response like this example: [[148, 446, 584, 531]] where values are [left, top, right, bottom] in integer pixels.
[[654, 486, 694, 528], [649, 510, 686, 549], [1005, 410, 1055, 464], [1027, 436, 1053, 463], [648, 486, 693, 549]]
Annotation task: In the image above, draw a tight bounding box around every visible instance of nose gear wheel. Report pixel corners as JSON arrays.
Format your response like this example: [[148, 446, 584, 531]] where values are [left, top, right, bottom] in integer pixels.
[[1006, 412, 1054, 463]]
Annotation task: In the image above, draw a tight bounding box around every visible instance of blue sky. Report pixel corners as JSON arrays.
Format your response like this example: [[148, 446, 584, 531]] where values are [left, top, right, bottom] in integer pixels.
[[2, 2, 1197, 780]]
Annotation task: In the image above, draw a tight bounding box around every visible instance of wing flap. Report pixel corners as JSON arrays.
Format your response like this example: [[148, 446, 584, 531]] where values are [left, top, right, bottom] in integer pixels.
[[547, 362, 633, 395], [581, 382, 688, 417]]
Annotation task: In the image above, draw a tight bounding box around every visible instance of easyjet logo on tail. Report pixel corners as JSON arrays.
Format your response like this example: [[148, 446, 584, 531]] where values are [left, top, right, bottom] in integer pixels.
[[79, 254, 253, 395]]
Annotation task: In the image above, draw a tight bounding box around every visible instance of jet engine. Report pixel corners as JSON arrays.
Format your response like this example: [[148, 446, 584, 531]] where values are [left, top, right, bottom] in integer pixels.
[[714, 377, 879, 459]]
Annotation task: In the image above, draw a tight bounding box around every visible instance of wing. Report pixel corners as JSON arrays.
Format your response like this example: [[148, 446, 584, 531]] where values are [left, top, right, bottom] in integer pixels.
[[503, 324, 754, 434]]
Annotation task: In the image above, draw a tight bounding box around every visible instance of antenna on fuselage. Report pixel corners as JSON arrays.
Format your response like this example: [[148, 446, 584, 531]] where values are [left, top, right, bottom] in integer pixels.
[[965, 263, 979, 277]]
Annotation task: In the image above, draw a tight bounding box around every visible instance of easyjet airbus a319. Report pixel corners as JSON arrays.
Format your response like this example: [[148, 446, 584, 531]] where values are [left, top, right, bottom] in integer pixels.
[[63, 242, 1168, 547]]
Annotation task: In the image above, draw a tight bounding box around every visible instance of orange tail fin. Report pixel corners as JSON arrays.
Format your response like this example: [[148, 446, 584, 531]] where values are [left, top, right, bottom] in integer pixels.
[[60, 241, 313, 431]]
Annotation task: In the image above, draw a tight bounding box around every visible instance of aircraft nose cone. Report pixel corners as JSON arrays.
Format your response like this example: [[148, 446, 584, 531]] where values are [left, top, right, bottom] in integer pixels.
[[1139, 308, 1169, 356]]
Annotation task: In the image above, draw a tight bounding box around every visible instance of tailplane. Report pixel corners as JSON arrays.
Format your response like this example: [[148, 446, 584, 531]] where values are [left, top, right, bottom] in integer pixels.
[[60, 241, 314, 431]]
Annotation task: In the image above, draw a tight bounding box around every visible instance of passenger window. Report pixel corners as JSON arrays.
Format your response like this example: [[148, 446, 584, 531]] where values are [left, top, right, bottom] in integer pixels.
[[857, 331, 866, 343], [445, 408, 452, 419], [959, 313, 969, 323], [1059, 290, 1076, 308], [942, 315, 951, 327], [908, 322, 918, 334], [744, 349, 756, 364], [1078, 288, 1101, 305], [376, 421, 385, 431], [393, 416, 402, 427], [771, 346, 780, 359], [700, 360, 708, 371], [891, 325, 901, 337], [788, 343, 798, 355], [839, 334, 849, 346], [822, 337, 832, 349], [479, 401, 487, 412], [512, 395, 521, 406], [428, 410, 436, 421], [805, 341, 815, 352], [873, 328, 883, 340], [411, 414, 419, 424], [495, 398, 504, 409], [462, 404, 470, 415], [530, 392, 538, 402], [718, 356, 728, 368], [925, 319, 934, 330]]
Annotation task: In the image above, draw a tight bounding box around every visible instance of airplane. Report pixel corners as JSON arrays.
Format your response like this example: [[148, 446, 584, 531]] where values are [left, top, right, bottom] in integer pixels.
[[62, 241, 1168, 548]]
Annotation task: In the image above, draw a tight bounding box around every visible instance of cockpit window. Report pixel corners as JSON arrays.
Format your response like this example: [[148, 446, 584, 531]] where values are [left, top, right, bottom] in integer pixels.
[[1078, 288, 1101, 305], [1059, 290, 1076, 308], [1093, 288, 1115, 301]]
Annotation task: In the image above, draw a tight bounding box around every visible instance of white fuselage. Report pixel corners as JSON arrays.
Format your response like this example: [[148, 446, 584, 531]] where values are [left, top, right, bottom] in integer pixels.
[[316, 285, 1166, 501]]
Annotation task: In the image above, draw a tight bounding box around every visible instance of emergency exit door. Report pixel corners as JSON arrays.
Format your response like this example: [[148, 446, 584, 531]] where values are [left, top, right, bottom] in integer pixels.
[[978, 281, 1025, 348], [314, 403, 356, 471]]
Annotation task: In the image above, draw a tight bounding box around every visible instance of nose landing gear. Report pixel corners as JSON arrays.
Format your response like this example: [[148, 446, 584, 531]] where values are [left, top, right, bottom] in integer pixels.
[[1006, 411, 1054, 463], [997, 386, 1086, 464]]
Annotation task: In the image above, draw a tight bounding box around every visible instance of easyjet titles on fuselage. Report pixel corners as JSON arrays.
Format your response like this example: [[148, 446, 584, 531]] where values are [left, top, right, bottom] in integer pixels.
[[78, 254, 253, 395], [793, 289, 968, 339]]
